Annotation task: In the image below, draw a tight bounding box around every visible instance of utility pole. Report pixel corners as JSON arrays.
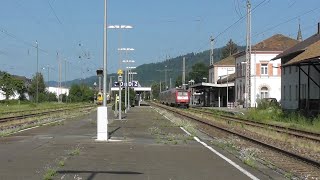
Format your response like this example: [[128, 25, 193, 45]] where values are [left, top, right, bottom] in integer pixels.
[[182, 57, 185, 89], [245, 0, 252, 108], [65, 59, 67, 103], [58, 52, 62, 103], [47, 65, 50, 86], [36, 41, 39, 104], [169, 78, 172, 89], [210, 36, 214, 66]]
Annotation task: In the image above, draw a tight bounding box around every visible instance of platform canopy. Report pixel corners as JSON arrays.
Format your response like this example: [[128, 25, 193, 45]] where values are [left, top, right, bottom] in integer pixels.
[[190, 82, 234, 89]]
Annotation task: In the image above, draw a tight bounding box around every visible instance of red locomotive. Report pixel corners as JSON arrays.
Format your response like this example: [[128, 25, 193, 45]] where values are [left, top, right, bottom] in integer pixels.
[[159, 88, 190, 108]]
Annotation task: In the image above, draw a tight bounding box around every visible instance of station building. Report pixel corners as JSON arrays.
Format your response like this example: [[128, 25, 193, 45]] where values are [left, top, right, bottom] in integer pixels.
[[235, 34, 299, 107], [272, 24, 320, 114], [191, 34, 299, 108], [190, 55, 236, 107]]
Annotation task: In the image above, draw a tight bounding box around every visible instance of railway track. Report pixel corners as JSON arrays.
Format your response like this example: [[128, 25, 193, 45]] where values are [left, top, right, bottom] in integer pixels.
[[190, 108, 320, 143], [0, 105, 95, 123], [150, 102, 320, 178], [0, 104, 91, 117]]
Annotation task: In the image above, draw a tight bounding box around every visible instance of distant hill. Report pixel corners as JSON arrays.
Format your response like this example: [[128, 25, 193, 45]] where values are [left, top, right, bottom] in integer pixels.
[[48, 46, 245, 88]]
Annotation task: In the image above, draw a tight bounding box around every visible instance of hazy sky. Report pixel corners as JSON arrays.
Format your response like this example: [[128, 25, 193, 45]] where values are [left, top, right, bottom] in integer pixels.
[[1, 0, 320, 81]]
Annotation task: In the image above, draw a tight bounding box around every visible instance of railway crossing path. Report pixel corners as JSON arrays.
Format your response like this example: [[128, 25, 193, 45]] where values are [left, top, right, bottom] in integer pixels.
[[0, 103, 282, 180]]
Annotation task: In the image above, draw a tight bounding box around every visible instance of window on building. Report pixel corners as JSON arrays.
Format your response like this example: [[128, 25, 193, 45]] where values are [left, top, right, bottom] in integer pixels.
[[289, 85, 292, 101], [296, 66, 298, 72], [260, 87, 269, 99], [261, 64, 268, 75], [283, 86, 286, 100], [289, 66, 292, 74], [283, 67, 286, 75], [242, 64, 246, 76], [295, 85, 298, 100], [211, 72, 214, 83]]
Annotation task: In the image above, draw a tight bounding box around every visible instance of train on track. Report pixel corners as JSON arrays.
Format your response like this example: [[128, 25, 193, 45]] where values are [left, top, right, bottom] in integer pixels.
[[159, 88, 190, 108]]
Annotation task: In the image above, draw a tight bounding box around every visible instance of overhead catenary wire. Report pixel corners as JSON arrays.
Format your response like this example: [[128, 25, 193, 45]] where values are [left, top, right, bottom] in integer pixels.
[[47, 0, 62, 25], [195, 0, 269, 53]]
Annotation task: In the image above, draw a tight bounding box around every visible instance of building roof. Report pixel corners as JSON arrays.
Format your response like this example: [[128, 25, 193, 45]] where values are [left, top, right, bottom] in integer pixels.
[[273, 33, 320, 60], [284, 40, 320, 66], [214, 56, 235, 66], [253, 34, 299, 51], [217, 73, 235, 84]]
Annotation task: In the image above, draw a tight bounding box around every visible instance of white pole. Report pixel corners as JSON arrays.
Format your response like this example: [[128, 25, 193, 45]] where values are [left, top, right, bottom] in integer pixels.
[[97, 0, 108, 141]]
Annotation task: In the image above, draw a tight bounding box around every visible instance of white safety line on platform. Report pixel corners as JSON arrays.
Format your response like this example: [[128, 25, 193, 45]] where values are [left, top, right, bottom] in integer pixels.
[[181, 127, 260, 180], [151, 106, 259, 180]]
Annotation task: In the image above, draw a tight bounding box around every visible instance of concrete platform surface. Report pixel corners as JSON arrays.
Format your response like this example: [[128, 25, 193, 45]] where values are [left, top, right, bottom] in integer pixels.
[[0, 105, 272, 180]]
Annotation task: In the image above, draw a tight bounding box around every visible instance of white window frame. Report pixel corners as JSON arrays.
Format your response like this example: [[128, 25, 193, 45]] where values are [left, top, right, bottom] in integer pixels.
[[260, 87, 269, 99], [261, 64, 268, 75]]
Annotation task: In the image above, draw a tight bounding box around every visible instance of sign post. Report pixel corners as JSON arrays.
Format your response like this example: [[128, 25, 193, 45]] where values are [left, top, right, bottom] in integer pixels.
[[117, 69, 123, 120]]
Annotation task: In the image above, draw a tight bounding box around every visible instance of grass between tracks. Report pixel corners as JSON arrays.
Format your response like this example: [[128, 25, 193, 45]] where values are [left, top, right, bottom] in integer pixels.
[[199, 105, 320, 133], [0, 102, 94, 116], [241, 106, 320, 133]]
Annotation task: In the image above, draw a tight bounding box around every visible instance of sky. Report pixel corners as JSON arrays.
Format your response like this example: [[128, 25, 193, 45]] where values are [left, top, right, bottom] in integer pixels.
[[0, 0, 320, 82]]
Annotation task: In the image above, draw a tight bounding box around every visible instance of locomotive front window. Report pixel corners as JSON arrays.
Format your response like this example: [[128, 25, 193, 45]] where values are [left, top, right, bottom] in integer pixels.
[[182, 92, 188, 96], [178, 92, 183, 96]]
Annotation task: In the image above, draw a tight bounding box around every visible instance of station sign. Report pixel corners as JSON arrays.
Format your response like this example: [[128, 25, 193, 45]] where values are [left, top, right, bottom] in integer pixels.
[[114, 81, 139, 87]]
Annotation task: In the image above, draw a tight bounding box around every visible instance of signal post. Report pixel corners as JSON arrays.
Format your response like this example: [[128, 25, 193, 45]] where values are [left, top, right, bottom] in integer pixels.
[[117, 69, 123, 120]]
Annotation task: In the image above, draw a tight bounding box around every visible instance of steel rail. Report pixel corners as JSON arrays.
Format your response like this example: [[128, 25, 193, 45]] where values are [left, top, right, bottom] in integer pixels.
[[0, 105, 94, 123], [190, 108, 320, 142], [151, 102, 320, 168]]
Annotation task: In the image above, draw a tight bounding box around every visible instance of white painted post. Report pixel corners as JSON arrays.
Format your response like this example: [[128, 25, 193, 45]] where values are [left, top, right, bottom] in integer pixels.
[[97, 106, 108, 141]]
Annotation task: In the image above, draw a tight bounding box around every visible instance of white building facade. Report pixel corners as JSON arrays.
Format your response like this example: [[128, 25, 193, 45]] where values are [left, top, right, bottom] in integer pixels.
[[235, 52, 282, 107], [46, 87, 69, 98], [209, 56, 235, 84], [273, 30, 320, 113], [235, 34, 298, 107]]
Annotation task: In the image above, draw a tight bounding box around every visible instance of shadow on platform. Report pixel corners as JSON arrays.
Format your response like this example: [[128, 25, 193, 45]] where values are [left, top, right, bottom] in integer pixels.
[[57, 170, 143, 180]]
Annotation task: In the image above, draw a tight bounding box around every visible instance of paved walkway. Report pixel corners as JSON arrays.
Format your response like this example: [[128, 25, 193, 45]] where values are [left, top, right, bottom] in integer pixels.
[[0, 104, 278, 180]]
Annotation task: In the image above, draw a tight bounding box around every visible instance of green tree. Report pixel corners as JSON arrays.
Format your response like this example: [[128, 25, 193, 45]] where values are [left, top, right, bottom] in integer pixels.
[[68, 84, 94, 102], [14, 78, 27, 100], [28, 72, 46, 101], [221, 39, 238, 59], [0, 72, 15, 100], [188, 63, 208, 84], [47, 92, 58, 102], [151, 82, 160, 100]]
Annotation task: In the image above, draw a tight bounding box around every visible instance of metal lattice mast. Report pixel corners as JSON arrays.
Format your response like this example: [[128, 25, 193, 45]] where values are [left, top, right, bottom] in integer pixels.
[[245, 0, 252, 108], [210, 36, 214, 65]]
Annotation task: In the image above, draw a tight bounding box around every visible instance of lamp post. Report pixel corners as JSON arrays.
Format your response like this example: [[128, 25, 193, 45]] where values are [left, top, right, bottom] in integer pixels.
[[108, 25, 133, 118], [123, 60, 135, 111], [107, 25, 133, 69], [119, 48, 135, 113], [127, 67, 136, 108]]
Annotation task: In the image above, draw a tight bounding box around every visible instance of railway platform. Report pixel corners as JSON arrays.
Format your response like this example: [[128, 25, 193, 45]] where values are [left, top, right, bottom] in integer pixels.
[[0, 103, 282, 180]]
